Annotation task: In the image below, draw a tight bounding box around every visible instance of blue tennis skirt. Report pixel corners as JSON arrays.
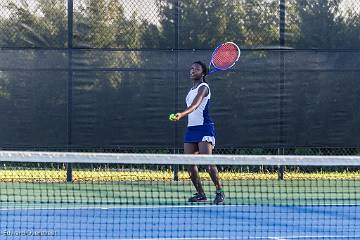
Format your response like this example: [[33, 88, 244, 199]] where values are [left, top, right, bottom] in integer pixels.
[[184, 124, 216, 146]]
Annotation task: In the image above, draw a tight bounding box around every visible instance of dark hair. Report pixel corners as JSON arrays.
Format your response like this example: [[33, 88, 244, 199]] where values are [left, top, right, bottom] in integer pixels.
[[193, 61, 208, 82]]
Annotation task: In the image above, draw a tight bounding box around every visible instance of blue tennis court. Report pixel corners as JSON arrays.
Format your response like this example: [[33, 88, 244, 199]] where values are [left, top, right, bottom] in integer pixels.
[[2, 0, 360, 238], [1, 205, 360, 240]]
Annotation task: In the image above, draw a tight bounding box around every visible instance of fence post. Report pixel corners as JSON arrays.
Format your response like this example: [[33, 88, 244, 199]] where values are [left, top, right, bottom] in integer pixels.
[[173, 0, 180, 181], [66, 0, 74, 183], [280, 0, 285, 47], [278, 0, 286, 181]]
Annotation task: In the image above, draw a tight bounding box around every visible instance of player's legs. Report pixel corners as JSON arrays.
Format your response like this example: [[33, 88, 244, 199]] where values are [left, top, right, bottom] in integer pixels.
[[198, 141, 222, 190], [185, 143, 207, 202], [199, 141, 225, 204]]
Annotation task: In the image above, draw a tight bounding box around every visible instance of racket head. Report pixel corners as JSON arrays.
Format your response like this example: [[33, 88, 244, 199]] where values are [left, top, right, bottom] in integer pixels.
[[210, 42, 240, 71]]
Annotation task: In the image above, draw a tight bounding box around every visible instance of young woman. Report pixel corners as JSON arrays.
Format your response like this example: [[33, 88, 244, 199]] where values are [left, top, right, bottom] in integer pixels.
[[173, 61, 224, 205]]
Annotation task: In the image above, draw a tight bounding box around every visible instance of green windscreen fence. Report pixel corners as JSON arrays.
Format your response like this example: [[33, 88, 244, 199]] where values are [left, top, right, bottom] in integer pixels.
[[0, 0, 360, 150]]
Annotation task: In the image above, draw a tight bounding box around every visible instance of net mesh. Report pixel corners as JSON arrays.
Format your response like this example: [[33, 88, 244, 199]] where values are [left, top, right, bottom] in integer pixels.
[[1, 151, 360, 239], [211, 43, 240, 69]]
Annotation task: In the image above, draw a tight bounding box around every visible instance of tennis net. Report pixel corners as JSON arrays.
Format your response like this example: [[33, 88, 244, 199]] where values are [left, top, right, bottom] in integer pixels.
[[0, 151, 360, 239]]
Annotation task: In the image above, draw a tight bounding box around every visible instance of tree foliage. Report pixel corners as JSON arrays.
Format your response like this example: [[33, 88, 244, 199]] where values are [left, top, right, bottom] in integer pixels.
[[0, 0, 359, 49], [0, 0, 359, 148]]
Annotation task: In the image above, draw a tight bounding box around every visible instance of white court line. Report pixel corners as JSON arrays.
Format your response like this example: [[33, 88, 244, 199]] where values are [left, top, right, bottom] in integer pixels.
[[90, 234, 360, 240], [265, 236, 360, 239], [91, 238, 233, 240], [88, 238, 272, 240], [0, 204, 240, 211], [1, 203, 359, 211], [81, 236, 360, 240]]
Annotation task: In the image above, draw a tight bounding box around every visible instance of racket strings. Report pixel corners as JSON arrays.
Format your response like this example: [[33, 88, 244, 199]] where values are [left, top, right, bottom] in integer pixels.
[[212, 43, 239, 69]]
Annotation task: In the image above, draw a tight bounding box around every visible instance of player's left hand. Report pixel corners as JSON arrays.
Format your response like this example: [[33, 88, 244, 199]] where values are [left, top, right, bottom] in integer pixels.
[[174, 113, 183, 121]]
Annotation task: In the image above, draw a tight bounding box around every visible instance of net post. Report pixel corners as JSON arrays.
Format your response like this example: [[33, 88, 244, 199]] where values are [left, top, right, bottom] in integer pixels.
[[278, 165, 284, 180], [172, 147, 179, 181], [277, 148, 285, 180], [173, 163, 179, 181], [66, 163, 73, 182]]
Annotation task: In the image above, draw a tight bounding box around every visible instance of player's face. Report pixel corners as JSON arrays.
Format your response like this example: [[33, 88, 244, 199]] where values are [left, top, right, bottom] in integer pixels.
[[190, 63, 204, 81]]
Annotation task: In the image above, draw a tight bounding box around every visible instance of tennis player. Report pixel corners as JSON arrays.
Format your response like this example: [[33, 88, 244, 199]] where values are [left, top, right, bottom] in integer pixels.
[[173, 61, 225, 205]]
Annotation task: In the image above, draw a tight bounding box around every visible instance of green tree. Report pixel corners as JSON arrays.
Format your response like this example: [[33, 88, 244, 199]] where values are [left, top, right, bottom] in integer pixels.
[[242, 0, 279, 47], [341, 7, 360, 48], [74, 0, 151, 49], [275, 0, 360, 49], [0, 0, 67, 47], [154, 0, 279, 49], [295, 0, 349, 48], [0, 0, 154, 148], [285, 0, 301, 47]]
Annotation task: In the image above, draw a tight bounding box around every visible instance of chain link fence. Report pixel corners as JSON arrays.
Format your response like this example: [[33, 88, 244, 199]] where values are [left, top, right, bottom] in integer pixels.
[[1, 0, 360, 155], [1, 0, 359, 49]]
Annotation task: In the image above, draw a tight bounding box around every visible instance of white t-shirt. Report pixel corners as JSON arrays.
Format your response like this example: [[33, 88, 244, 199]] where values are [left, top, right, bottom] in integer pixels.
[[185, 82, 214, 127]]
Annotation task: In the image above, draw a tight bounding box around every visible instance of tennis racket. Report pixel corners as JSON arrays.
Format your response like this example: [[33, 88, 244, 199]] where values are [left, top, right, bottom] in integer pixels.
[[208, 42, 240, 74]]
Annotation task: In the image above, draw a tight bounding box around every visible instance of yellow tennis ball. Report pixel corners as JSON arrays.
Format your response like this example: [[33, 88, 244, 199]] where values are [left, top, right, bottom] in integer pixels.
[[169, 114, 176, 121]]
